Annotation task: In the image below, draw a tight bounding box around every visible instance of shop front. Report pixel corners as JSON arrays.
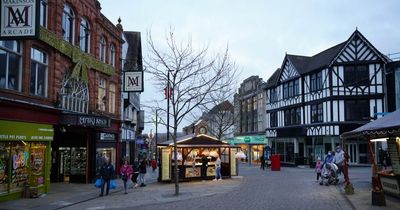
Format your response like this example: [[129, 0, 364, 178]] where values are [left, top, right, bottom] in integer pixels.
[[0, 120, 53, 201], [158, 134, 239, 182], [228, 135, 268, 165], [52, 114, 119, 184]]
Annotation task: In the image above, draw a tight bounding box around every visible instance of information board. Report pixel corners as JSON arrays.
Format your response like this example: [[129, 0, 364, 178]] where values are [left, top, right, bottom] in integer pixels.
[[161, 149, 171, 181]]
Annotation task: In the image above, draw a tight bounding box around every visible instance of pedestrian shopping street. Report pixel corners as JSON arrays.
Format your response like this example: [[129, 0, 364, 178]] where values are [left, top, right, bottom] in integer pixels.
[[1, 164, 399, 210]]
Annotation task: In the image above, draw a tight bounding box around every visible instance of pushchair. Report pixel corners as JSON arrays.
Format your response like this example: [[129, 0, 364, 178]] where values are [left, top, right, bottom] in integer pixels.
[[319, 162, 339, 186]]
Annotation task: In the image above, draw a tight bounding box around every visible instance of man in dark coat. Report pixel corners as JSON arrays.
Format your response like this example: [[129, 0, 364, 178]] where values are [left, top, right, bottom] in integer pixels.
[[99, 157, 114, 196], [201, 155, 208, 180]]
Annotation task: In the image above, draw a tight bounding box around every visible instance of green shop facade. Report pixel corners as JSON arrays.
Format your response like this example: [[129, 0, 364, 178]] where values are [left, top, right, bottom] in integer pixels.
[[0, 120, 53, 201], [228, 135, 269, 165]]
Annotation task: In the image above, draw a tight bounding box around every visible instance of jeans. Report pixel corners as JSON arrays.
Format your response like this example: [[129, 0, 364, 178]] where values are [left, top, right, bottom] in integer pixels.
[[123, 179, 128, 192], [138, 173, 145, 185], [100, 179, 110, 195], [215, 167, 221, 179]]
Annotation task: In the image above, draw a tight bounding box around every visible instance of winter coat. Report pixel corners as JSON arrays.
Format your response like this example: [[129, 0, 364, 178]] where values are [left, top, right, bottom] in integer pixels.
[[100, 163, 114, 180], [139, 161, 147, 174], [315, 161, 322, 173], [120, 164, 133, 180]]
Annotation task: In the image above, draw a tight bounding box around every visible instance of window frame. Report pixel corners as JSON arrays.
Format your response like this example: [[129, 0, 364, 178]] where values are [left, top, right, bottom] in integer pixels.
[[30, 48, 48, 97], [40, 0, 48, 28], [79, 18, 91, 53], [108, 83, 116, 113], [0, 41, 22, 91], [99, 36, 107, 62], [344, 65, 370, 86], [311, 103, 323, 123], [62, 4, 75, 44], [310, 72, 322, 92], [345, 100, 370, 121], [97, 78, 107, 111], [109, 44, 116, 66]]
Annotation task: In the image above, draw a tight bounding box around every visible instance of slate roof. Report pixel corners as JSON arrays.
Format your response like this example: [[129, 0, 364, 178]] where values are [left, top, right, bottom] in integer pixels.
[[123, 31, 143, 71]]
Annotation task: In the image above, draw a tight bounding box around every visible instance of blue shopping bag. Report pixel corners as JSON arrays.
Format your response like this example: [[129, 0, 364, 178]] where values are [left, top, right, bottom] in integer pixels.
[[95, 179, 102, 188], [110, 179, 117, 189]]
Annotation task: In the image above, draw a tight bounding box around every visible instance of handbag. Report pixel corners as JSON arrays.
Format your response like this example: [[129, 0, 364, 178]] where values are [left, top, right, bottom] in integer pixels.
[[110, 179, 117, 189], [95, 179, 102, 188]]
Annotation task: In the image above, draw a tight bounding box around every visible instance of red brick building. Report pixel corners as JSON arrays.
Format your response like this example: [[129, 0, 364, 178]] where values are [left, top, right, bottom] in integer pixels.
[[0, 0, 124, 199]]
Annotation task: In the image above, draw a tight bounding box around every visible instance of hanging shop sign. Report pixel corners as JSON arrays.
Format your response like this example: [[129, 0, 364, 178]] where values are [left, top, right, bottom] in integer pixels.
[[123, 71, 144, 92], [99, 133, 116, 141], [0, 120, 53, 141], [0, 0, 40, 39]]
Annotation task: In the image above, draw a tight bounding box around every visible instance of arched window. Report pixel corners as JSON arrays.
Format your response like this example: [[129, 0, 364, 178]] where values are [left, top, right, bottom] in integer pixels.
[[109, 44, 115, 66], [30, 48, 48, 97], [99, 36, 106, 62], [0, 41, 22, 91], [80, 18, 90, 53], [60, 73, 89, 113], [62, 4, 75, 44], [40, 0, 48, 27]]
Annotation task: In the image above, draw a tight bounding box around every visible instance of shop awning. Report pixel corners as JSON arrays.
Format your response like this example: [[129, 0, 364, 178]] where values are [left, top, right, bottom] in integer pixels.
[[341, 109, 400, 139]]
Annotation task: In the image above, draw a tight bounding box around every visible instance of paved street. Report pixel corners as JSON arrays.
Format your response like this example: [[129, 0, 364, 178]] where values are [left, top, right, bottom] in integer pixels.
[[2, 164, 400, 210]]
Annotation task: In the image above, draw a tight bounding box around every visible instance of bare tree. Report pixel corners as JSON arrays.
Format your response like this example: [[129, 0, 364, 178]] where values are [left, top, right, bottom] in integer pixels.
[[145, 29, 236, 195]]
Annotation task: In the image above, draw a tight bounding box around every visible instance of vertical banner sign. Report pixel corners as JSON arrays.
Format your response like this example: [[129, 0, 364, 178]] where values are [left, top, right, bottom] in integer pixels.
[[0, 0, 40, 39], [123, 71, 144, 92]]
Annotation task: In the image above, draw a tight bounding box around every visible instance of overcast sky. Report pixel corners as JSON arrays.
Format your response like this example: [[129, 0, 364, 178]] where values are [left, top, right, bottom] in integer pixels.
[[98, 0, 400, 133]]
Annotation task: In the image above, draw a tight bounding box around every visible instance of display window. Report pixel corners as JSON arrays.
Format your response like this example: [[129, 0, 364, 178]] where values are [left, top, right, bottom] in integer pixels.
[[10, 142, 29, 192], [30, 143, 46, 186], [0, 143, 10, 194], [95, 147, 116, 176]]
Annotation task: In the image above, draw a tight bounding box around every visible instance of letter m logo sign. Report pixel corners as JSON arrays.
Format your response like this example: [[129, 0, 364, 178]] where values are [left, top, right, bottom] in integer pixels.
[[124, 71, 143, 92], [6, 6, 31, 27]]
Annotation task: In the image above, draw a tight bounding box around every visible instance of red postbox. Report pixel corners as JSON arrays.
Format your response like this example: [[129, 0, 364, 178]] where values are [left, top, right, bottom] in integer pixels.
[[271, 154, 281, 171]]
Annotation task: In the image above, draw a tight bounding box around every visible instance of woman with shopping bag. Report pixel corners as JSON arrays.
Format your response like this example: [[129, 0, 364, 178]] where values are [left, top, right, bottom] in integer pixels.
[[120, 159, 133, 194]]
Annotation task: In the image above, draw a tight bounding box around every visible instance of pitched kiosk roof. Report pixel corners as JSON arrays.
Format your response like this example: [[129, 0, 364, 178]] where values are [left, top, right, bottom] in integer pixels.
[[341, 109, 400, 139], [158, 134, 231, 147]]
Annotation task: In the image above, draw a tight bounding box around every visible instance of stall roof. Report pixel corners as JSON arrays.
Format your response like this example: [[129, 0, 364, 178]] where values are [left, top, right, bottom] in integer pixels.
[[157, 134, 233, 147], [341, 109, 400, 139]]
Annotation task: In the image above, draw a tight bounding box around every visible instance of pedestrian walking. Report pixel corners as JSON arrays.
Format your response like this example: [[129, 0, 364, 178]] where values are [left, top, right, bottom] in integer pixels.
[[99, 157, 114, 196], [333, 146, 345, 175], [138, 159, 147, 187], [120, 159, 133, 194], [260, 155, 265, 170], [315, 157, 322, 182], [131, 159, 140, 188], [214, 156, 222, 181], [201, 154, 208, 180]]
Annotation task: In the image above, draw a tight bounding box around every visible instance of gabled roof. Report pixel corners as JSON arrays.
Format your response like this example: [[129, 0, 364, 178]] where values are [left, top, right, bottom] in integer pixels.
[[305, 42, 346, 73], [157, 134, 230, 147], [265, 68, 281, 88]]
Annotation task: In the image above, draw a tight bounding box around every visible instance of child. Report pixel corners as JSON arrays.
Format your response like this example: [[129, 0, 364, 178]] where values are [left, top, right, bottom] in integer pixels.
[[315, 157, 322, 182]]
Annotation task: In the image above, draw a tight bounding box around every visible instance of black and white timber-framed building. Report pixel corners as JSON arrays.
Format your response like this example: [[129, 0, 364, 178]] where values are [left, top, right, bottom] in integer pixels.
[[265, 30, 389, 165]]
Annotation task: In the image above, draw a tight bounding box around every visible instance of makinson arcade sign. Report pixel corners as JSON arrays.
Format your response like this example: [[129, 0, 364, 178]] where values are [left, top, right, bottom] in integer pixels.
[[0, 0, 40, 39], [123, 71, 144, 92]]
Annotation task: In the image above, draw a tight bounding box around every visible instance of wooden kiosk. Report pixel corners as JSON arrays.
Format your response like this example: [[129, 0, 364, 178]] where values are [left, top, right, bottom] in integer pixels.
[[342, 109, 400, 205], [157, 134, 240, 182]]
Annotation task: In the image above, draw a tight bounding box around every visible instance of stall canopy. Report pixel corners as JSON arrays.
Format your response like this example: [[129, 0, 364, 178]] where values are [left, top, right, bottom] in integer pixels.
[[158, 134, 231, 147], [341, 109, 400, 139]]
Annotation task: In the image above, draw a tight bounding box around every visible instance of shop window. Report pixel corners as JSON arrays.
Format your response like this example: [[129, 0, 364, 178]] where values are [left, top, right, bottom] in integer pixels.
[[344, 65, 369, 86], [0, 41, 22, 91], [345, 100, 369, 121], [30, 48, 48, 97], [62, 4, 75, 44], [99, 36, 107, 62], [0, 143, 10, 194], [79, 18, 91, 53], [109, 44, 116, 66], [109, 83, 116, 113], [40, 0, 48, 27], [30, 143, 46, 186], [10, 142, 29, 192], [97, 78, 106, 111]]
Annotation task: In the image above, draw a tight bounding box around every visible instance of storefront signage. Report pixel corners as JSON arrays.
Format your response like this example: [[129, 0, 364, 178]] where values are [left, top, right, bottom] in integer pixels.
[[0, 120, 53, 141], [60, 114, 110, 128], [161, 148, 171, 181], [100, 133, 116, 141], [380, 176, 400, 197], [0, 0, 40, 39], [123, 71, 144, 92], [230, 135, 267, 145]]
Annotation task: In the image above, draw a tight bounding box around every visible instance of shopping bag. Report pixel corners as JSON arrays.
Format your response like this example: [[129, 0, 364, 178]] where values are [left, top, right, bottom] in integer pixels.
[[95, 179, 102, 188], [110, 179, 117, 189]]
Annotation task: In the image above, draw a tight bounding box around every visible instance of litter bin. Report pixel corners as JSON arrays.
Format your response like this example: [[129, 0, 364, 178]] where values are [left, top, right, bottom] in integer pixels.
[[271, 154, 281, 171]]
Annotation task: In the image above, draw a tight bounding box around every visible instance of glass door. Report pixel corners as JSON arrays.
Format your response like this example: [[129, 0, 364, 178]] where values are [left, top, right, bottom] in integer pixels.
[[59, 147, 71, 182]]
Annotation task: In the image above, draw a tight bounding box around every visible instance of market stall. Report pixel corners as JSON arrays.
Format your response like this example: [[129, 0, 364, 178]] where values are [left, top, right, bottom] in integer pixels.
[[157, 134, 240, 182], [342, 109, 400, 205]]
